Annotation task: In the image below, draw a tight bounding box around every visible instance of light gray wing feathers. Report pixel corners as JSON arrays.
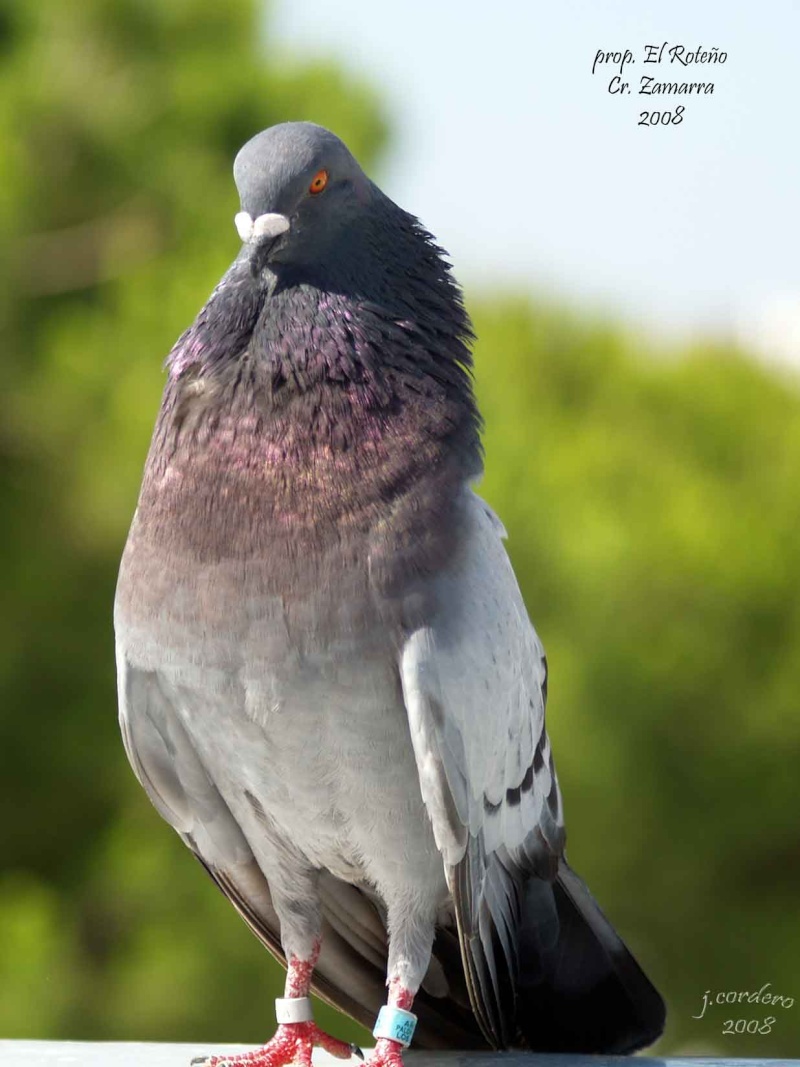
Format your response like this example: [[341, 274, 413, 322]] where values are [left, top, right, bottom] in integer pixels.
[[400, 490, 565, 1045], [400, 491, 563, 868]]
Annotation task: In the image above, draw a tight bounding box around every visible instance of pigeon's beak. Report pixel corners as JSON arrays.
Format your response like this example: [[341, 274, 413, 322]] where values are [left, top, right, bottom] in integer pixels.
[[234, 211, 290, 250]]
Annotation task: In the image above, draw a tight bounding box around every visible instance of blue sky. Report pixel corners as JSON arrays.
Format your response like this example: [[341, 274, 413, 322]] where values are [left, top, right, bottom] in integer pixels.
[[272, 1, 800, 352]]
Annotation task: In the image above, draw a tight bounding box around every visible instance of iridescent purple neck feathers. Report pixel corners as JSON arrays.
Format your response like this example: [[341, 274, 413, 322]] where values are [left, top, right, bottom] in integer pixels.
[[140, 193, 481, 572], [167, 192, 479, 441]]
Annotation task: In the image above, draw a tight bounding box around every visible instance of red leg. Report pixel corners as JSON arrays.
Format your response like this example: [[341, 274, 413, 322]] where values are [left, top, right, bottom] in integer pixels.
[[193, 943, 356, 1067], [365, 980, 415, 1067]]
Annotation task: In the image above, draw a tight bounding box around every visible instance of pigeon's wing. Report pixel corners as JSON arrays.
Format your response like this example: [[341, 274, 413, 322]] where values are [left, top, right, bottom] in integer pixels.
[[399, 490, 665, 1053], [399, 489, 565, 1047], [115, 654, 485, 1048]]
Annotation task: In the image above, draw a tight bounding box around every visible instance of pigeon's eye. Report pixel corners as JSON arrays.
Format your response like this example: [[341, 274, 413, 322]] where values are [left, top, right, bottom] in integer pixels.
[[308, 169, 329, 195]]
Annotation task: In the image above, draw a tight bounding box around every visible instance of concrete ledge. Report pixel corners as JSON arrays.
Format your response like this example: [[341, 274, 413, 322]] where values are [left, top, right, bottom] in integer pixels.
[[0, 1044, 796, 1067]]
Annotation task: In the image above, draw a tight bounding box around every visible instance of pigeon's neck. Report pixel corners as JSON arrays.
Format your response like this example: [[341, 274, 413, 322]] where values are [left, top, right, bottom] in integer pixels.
[[250, 280, 473, 410], [142, 221, 483, 564], [166, 257, 265, 381], [163, 214, 483, 453], [167, 195, 477, 404]]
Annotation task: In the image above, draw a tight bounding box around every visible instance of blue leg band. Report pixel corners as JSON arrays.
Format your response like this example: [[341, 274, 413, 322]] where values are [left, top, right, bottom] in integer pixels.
[[372, 1005, 417, 1048]]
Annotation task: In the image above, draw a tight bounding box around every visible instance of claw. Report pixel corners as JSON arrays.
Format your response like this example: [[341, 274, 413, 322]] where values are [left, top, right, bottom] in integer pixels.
[[350, 1045, 365, 1061]]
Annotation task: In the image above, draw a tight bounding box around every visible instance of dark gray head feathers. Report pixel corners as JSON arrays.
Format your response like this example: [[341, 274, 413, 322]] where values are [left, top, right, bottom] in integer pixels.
[[234, 122, 367, 220]]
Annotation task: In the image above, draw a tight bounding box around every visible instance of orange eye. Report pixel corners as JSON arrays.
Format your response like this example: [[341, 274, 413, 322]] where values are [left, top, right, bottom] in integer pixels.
[[309, 169, 329, 195]]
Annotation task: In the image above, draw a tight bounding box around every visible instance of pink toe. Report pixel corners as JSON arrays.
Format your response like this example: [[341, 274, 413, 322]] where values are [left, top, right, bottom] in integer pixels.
[[202, 1021, 356, 1067]]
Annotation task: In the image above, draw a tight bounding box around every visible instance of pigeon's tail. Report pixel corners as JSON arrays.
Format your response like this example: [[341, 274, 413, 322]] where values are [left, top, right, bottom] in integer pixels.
[[513, 859, 666, 1053]]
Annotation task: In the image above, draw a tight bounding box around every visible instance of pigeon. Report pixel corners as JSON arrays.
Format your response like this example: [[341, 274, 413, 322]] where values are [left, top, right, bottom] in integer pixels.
[[114, 121, 666, 1067]]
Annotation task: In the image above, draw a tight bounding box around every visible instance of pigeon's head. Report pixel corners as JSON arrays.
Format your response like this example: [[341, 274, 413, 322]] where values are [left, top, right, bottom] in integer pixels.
[[232, 122, 372, 271]]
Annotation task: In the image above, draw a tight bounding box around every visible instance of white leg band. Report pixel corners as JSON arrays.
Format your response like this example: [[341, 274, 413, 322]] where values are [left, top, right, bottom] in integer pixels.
[[275, 996, 314, 1024], [372, 1005, 417, 1048]]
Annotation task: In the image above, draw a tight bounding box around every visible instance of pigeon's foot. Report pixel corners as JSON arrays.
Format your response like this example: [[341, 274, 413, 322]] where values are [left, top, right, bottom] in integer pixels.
[[191, 1022, 359, 1067], [364, 1038, 405, 1067]]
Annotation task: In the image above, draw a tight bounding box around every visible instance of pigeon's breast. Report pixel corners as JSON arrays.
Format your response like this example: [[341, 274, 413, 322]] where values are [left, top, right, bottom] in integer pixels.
[[116, 522, 448, 897], [148, 630, 447, 895], [118, 372, 472, 644]]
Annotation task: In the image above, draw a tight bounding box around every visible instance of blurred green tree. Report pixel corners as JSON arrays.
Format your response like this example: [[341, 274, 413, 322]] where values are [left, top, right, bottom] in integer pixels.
[[1, 0, 798, 1058]]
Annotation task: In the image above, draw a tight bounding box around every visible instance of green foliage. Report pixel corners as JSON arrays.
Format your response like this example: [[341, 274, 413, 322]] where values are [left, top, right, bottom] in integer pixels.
[[1, 0, 798, 1057]]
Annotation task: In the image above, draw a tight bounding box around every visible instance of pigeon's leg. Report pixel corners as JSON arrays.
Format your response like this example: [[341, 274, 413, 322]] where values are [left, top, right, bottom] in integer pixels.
[[365, 903, 436, 1067], [195, 941, 357, 1066], [366, 979, 417, 1067]]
